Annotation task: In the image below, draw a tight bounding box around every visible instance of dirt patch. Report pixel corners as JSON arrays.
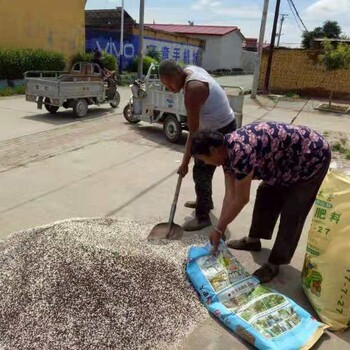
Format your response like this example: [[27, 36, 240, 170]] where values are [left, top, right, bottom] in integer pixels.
[[323, 131, 350, 166], [316, 103, 350, 114]]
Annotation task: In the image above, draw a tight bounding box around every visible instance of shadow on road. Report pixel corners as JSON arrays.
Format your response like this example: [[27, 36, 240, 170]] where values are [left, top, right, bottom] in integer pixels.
[[23, 106, 119, 125], [123, 122, 187, 152], [0, 145, 161, 216], [106, 168, 178, 217]]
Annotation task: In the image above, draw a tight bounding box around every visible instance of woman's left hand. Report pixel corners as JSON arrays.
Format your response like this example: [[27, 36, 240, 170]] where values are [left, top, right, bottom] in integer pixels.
[[209, 229, 222, 255]]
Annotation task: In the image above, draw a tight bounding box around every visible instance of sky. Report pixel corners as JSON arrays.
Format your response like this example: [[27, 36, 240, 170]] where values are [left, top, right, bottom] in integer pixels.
[[85, 0, 350, 47]]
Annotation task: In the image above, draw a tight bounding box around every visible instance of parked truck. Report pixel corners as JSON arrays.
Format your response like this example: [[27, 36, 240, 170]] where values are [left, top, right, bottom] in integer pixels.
[[24, 62, 120, 118]]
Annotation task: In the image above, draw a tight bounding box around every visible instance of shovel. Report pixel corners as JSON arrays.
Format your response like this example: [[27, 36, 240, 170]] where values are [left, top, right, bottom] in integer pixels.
[[148, 174, 184, 240]]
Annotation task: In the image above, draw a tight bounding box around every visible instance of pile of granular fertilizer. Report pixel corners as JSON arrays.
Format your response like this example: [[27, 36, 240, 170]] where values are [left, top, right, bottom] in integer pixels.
[[0, 218, 208, 350]]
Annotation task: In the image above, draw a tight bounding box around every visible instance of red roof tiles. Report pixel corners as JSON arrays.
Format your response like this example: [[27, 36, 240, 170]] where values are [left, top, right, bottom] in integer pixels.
[[146, 24, 239, 36]]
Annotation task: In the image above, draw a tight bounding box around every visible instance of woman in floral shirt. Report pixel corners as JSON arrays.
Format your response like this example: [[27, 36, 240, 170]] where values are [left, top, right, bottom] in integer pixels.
[[191, 122, 331, 282]]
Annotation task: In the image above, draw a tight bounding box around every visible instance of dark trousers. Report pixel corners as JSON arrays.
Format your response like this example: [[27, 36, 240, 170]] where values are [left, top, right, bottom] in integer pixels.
[[194, 119, 237, 220], [107, 77, 117, 99], [249, 155, 331, 265]]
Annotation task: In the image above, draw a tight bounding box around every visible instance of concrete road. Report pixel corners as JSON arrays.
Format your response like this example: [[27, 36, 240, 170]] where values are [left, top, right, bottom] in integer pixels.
[[0, 90, 350, 349], [215, 74, 253, 91], [0, 88, 131, 142]]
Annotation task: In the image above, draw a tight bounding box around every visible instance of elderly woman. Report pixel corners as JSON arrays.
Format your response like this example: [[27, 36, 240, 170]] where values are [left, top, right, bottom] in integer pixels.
[[191, 122, 331, 283]]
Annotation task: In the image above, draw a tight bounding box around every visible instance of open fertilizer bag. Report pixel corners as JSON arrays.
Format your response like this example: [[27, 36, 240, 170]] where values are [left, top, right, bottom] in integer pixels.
[[302, 166, 350, 331], [187, 243, 327, 350]]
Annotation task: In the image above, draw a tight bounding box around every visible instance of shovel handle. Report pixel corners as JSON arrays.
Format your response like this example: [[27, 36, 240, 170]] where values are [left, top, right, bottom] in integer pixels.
[[168, 174, 182, 224]]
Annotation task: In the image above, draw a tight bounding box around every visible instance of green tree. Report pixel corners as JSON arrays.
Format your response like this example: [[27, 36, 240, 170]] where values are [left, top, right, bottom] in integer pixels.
[[146, 48, 161, 62], [128, 55, 158, 74], [302, 21, 342, 49], [320, 41, 350, 106], [70, 51, 118, 72], [302, 27, 324, 49], [323, 20, 342, 39]]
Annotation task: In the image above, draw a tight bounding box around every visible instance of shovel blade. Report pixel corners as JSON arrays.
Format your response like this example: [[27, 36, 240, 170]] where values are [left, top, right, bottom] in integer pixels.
[[147, 222, 184, 240]]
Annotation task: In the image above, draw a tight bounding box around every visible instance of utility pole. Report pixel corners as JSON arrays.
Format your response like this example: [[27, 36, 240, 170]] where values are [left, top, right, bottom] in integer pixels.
[[137, 0, 145, 79], [119, 0, 124, 72], [251, 0, 269, 99], [277, 14, 288, 47], [264, 0, 281, 93]]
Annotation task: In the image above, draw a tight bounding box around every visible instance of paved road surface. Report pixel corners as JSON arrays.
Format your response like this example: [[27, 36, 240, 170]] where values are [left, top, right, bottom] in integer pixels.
[[0, 87, 349, 349]]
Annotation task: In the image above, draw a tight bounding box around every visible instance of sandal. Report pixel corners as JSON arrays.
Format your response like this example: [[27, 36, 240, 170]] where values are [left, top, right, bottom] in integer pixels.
[[253, 263, 280, 283], [227, 237, 262, 251]]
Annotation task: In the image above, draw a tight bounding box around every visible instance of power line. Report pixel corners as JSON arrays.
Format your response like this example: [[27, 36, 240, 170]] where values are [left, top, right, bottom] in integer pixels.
[[264, 0, 281, 92], [251, 0, 269, 99], [288, 0, 308, 32], [138, 0, 145, 79], [277, 14, 288, 47], [287, 0, 303, 32]]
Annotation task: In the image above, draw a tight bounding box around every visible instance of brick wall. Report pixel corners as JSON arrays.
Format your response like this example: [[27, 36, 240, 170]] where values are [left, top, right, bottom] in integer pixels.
[[0, 0, 86, 57], [259, 49, 350, 100]]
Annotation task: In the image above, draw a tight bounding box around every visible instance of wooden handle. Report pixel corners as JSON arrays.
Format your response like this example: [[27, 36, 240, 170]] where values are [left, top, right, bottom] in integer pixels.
[[168, 174, 183, 224]]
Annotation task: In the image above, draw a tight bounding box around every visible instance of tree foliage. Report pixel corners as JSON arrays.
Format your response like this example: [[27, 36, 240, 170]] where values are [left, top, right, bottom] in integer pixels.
[[321, 41, 350, 71], [302, 21, 342, 49], [320, 41, 350, 105]]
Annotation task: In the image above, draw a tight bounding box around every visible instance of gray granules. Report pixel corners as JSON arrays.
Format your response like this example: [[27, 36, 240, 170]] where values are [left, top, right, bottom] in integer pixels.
[[0, 218, 208, 350]]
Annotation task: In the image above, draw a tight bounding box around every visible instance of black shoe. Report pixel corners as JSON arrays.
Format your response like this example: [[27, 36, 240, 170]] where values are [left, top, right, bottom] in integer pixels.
[[183, 217, 211, 231], [184, 201, 214, 210], [227, 237, 262, 251], [253, 264, 280, 283]]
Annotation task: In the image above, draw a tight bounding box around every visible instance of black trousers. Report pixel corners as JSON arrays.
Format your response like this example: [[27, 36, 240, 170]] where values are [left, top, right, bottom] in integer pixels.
[[194, 119, 237, 220], [249, 154, 331, 265], [106, 77, 117, 99]]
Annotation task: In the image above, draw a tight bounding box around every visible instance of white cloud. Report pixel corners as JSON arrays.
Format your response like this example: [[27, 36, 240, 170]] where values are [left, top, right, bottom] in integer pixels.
[[192, 0, 223, 11], [143, 7, 192, 24], [211, 6, 263, 20], [304, 0, 350, 38], [191, 1, 262, 21], [306, 0, 350, 14], [211, 1, 221, 8]]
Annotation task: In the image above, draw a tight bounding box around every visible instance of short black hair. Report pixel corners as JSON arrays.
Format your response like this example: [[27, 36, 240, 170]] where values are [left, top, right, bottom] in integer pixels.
[[94, 49, 102, 58], [158, 59, 182, 76], [191, 130, 224, 156]]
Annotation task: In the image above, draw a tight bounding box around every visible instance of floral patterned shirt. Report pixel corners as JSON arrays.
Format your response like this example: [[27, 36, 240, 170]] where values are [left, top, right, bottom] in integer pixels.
[[223, 122, 331, 185]]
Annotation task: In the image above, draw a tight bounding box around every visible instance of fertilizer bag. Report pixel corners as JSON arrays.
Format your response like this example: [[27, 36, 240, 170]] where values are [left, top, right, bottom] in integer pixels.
[[187, 244, 327, 350], [302, 167, 350, 331]]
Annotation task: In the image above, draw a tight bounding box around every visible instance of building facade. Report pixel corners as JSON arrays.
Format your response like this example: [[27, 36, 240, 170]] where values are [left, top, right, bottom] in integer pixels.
[[85, 9, 204, 69], [146, 24, 245, 71], [0, 0, 86, 57]]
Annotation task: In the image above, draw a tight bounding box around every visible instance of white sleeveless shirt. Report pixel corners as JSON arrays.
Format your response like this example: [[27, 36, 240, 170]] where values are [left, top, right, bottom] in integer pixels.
[[184, 65, 235, 130]]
